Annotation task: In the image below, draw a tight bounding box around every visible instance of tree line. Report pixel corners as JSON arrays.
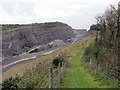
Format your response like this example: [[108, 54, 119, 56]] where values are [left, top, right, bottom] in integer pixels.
[[2, 22, 67, 31], [82, 2, 120, 81]]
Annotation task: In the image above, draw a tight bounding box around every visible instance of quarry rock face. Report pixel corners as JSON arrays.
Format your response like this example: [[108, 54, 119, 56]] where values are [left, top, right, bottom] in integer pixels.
[[2, 23, 75, 57]]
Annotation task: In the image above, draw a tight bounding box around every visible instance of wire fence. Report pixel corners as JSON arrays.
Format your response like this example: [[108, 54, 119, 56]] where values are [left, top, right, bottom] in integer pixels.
[[37, 61, 67, 88], [48, 62, 66, 88], [82, 60, 120, 87]]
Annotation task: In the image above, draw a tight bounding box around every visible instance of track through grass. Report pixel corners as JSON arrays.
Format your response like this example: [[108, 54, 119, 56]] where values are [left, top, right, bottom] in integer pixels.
[[62, 38, 112, 88]]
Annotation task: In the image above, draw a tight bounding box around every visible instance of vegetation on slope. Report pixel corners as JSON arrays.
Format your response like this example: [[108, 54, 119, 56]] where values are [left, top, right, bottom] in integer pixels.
[[87, 2, 120, 66], [2, 22, 68, 31], [61, 36, 116, 88], [62, 38, 101, 88], [82, 2, 120, 87]]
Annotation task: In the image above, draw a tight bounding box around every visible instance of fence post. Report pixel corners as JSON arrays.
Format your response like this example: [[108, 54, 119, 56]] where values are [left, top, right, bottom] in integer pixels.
[[106, 62, 108, 80], [63, 62, 66, 74], [49, 67, 53, 88], [64, 62, 67, 72], [61, 62, 64, 78], [117, 66, 119, 84], [96, 62, 99, 74], [95, 63, 97, 73], [58, 63, 61, 87], [89, 59, 92, 69], [110, 64, 112, 77], [98, 63, 100, 74]]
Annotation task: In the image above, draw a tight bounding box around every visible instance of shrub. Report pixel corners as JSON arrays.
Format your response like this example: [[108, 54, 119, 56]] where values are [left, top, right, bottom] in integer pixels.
[[82, 43, 100, 63], [52, 57, 64, 68], [2, 76, 21, 90]]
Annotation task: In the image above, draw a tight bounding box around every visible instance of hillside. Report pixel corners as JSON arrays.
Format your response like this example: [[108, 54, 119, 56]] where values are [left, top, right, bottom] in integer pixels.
[[2, 36, 117, 88], [2, 22, 75, 57], [2, 2, 120, 89]]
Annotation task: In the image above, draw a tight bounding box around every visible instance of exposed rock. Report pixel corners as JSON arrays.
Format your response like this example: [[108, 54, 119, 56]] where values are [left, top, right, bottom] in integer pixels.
[[73, 29, 88, 38], [2, 22, 75, 57], [49, 39, 65, 47]]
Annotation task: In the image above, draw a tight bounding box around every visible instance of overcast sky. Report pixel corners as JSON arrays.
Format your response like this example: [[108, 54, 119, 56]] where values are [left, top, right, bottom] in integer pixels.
[[0, 0, 119, 29]]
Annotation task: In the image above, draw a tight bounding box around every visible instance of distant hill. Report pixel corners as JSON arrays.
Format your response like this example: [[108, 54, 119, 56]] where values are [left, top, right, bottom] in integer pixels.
[[2, 22, 68, 31], [2, 22, 75, 57]]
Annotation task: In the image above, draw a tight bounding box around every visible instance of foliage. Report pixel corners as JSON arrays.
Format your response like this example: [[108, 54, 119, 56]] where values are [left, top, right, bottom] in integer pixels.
[[82, 2, 120, 83], [16, 63, 50, 88], [2, 24, 21, 31], [90, 24, 101, 31], [2, 62, 51, 88], [61, 37, 113, 88], [31, 22, 67, 28], [2, 76, 21, 90], [84, 2, 120, 66], [2, 22, 67, 31], [52, 57, 64, 68], [82, 42, 100, 63]]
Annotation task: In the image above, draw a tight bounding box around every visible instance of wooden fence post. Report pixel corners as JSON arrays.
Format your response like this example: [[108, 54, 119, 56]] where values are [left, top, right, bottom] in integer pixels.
[[94, 62, 99, 74], [63, 62, 66, 74], [64, 62, 66, 73], [106, 62, 108, 80], [95, 63, 97, 73], [58, 63, 61, 87], [116, 66, 119, 84], [98, 63, 100, 74], [49, 67, 53, 88], [61, 62, 64, 78]]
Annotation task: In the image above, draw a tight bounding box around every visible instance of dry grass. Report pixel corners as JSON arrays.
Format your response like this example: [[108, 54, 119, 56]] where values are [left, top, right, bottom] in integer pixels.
[[2, 47, 67, 81]]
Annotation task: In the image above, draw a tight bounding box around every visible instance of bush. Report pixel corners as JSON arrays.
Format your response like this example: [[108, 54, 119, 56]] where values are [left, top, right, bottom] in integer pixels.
[[2, 76, 21, 90], [52, 57, 64, 68], [82, 43, 100, 63]]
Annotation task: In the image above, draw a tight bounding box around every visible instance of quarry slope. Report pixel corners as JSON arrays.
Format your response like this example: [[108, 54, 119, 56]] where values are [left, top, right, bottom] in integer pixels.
[[2, 22, 75, 57]]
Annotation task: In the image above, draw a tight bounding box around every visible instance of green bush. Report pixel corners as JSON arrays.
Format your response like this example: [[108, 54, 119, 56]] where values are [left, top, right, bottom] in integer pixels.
[[2, 76, 21, 90], [52, 57, 64, 68], [82, 43, 100, 63], [17, 63, 50, 88]]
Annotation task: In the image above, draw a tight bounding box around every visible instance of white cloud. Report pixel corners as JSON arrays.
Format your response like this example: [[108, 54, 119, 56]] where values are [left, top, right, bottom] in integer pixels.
[[0, 0, 119, 29]]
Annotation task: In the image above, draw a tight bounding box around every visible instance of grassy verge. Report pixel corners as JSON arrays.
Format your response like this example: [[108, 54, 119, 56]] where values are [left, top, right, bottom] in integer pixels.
[[61, 37, 113, 88]]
